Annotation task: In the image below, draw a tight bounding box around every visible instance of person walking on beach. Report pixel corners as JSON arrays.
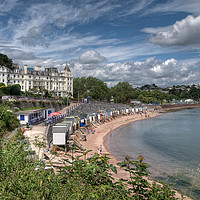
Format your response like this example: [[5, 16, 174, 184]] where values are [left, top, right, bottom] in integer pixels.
[[99, 145, 102, 155], [97, 148, 100, 156]]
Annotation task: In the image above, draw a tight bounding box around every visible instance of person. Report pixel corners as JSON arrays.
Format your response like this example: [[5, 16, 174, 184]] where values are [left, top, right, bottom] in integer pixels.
[[97, 148, 100, 156], [99, 145, 102, 155], [83, 134, 87, 141]]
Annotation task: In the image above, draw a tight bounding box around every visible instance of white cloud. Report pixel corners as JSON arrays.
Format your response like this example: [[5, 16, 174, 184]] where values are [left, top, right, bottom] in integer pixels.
[[79, 50, 107, 64], [0, 0, 18, 15], [143, 15, 200, 47], [145, 0, 200, 16], [70, 57, 200, 87]]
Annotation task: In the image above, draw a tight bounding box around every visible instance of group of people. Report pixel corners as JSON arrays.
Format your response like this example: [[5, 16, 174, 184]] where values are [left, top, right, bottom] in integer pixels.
[[97, 145, 103, 156]]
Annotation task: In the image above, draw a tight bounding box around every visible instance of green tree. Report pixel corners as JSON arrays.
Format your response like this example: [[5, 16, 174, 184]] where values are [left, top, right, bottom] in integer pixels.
[[73, 77, 87, 98], [0, 53, 14, 70], [73, 76, 110, 101], [0, 82, 5, 87], [0, 104, 20, 137], [111, 82, 135, 103], [10, 84, 21, 95]]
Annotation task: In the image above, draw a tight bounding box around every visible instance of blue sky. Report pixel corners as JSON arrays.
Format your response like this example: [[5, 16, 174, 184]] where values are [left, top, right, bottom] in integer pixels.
[[0, 0, 200, 87]]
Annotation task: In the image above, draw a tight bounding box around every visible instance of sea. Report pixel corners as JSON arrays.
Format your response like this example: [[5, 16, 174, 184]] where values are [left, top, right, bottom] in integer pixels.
[[107, 108, 200, 199]]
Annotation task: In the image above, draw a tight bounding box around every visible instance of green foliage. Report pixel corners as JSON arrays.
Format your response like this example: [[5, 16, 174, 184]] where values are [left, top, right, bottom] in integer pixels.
[[0, 82, 5, 87], [73, 77, 175, 104], [10, 84, 21, 95], [11, 128, 25, 141], [63, 97, 70, 106], [111, 82, 135, 103], [39, 101, 45, 107], [0, 104, 20, 137], [73, 76, 110, 101], [0, 139, 181, 199], [0, 53, 13, 69], [0, 85, 11, 95], [118, 155, 178, 200], [169, 85, 200, 101]]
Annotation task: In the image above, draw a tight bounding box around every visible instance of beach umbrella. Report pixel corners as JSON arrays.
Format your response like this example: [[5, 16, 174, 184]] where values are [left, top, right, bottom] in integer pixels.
[[48, 112, 60, 116], [54, 112, 61, 114]]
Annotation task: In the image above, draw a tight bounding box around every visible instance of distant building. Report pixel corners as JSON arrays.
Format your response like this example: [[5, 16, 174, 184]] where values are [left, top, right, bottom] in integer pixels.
[[0, 63, 73, 98]]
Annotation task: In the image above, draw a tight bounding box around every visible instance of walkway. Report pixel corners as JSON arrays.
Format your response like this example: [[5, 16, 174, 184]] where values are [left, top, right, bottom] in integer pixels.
[[23, 103, 79, 159]]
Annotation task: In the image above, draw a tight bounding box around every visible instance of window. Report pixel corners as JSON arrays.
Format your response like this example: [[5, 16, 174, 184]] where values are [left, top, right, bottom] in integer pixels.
[[20, 115, 25, 121]]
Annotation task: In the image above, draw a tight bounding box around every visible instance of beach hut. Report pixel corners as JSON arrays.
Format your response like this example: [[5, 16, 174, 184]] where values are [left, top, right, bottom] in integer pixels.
[[14, 109, 45, 125], [52, 124, 68, 149]]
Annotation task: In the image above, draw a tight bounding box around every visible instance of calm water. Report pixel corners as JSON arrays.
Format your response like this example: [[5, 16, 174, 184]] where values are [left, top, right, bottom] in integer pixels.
[[107, 108, 200, 199]]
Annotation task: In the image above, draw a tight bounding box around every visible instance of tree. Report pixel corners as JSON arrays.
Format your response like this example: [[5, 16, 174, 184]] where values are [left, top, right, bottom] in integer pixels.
[[0, 53, 14, 70], [73, 76, 110, 101], [111, 82, 135, 103], [73, 77, 87, 98], [10, 84, 21, 95], [0, 82, 5, 87], [0, 104, 20, 137]]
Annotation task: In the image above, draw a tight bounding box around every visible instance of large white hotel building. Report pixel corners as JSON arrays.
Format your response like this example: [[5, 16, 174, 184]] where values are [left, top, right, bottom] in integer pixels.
[[0, 64, 73, 97]]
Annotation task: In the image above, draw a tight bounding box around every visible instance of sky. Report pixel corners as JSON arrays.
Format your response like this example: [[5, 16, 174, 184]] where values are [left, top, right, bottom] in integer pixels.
[[0, 0, 200, 87]]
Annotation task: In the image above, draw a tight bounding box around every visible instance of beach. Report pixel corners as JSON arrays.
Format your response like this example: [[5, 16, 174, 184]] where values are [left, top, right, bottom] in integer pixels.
[[79, 111, 191, 200]]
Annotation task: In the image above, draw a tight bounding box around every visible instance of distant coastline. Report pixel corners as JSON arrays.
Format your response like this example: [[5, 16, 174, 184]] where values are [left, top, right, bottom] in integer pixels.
[[149, 103, 200, 113]]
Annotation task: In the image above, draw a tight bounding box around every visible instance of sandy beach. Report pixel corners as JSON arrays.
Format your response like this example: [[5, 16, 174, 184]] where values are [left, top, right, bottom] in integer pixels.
[[79, 111, 191, 200]]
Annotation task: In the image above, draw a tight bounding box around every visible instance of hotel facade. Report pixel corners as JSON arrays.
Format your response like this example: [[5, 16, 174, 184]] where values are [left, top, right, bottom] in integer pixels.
[[0, 64, 73, 98]]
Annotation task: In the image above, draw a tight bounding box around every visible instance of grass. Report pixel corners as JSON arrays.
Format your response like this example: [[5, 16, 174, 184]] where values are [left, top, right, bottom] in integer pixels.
[[20, 107, 44, 111]]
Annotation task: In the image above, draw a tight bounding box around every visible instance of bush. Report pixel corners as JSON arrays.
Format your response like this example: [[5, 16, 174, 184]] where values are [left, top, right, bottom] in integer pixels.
[[0, 104, 20, 137], [0, 140, 181, 200]]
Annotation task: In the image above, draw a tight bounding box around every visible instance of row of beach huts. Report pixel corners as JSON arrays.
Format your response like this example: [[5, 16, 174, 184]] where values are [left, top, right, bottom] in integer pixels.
[[50, 106, 148, 152]]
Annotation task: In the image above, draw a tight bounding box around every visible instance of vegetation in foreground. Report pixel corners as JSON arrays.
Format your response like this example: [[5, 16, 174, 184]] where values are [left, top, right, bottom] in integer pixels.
[[0, 138, 185, 200], [0, 104, 20, 137]]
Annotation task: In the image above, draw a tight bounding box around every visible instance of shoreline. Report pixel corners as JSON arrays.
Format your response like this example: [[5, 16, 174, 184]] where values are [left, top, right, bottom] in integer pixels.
[[80, 111, 191, 200]]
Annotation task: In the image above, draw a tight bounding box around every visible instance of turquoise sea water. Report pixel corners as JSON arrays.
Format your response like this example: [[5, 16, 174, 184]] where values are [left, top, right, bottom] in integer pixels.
[[107, 108, 200, 199]]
